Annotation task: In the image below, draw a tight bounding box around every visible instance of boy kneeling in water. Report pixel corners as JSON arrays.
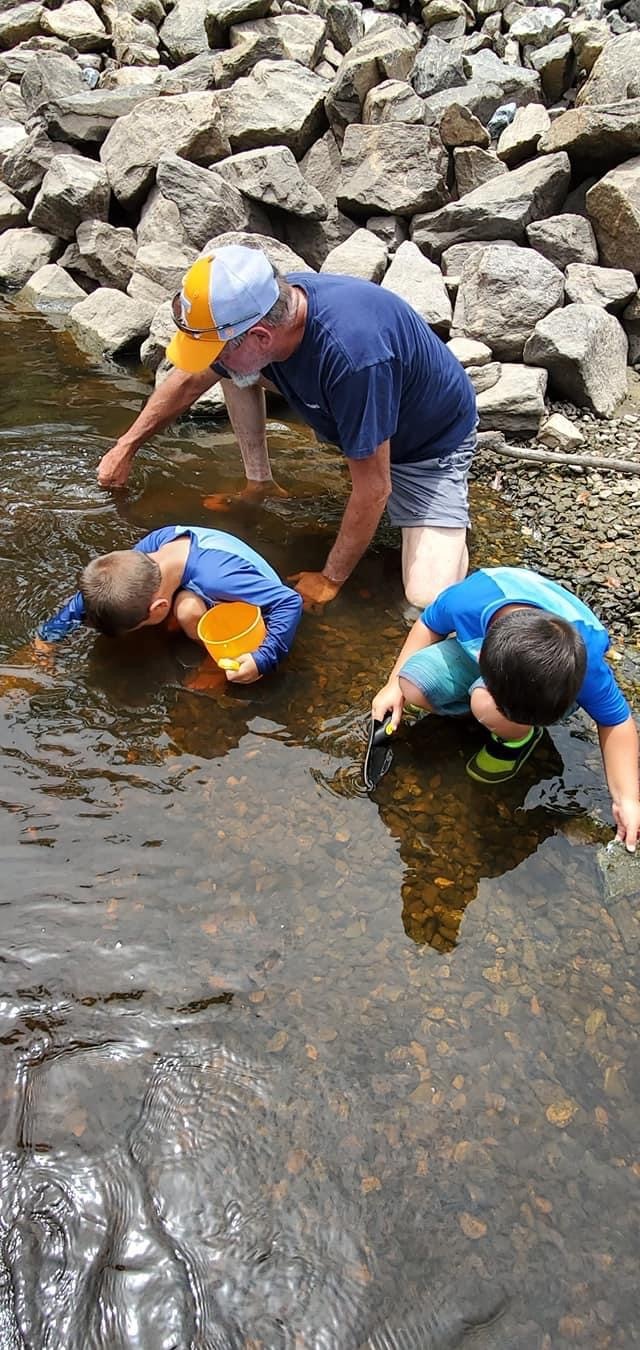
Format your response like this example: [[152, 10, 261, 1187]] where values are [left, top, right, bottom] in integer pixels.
[[38, 524, 302, 683], [372, 567, 639, 852]]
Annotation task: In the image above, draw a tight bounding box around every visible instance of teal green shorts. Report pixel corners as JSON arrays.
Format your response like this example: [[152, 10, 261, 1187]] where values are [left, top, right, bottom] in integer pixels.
[[399, 638, 482, 715]]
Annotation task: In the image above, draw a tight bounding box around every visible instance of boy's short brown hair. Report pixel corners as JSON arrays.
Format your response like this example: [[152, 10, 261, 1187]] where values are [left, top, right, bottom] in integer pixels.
[[80, 551, 162, 636]]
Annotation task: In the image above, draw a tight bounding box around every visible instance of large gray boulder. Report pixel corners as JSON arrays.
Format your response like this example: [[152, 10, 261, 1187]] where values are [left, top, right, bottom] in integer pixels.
[[324, 21, 419, 141], [362, 79, 425, 126], [155, 155, 265, 249], [538, 101, 640, 174], [564, 263, 637, 314], [19, 51, 85, 118], [622, 292, 640, 366], [198, 230, 313, 274], [508, 6, 566, 50], [29, 153, 110, 239], [0, 36, 79, 83], [0, 225, 58, 286], [576, 32, 640, 107], [300, 128, 342, 205], [423, 49, 541, 124], [476, 363, 548, 434], [41, 1, 109, 52], [0, 180, 27, 228], [454, 145, 506, 196], [569, 18, 609, 76], [381, 239, 452, 337], [204, 0, 271, 47], [282, 206, 358, 270], [208, 30, 282, 88], [108, 13, 160, 66], [525, 213, 598, 269], [0, 116, 27, 165], [337, 123, 448, 218], [137, 185, 190, 249], [523, 303, 628, 415], [218, 59, 330, 157], [127, 242, 199, 305], [160, 52, 218, 93], [411, 152, 571, 260], [100, 93, 230, 208], [69, 287, 155, 358], [496, 103, 550, 168], [1, 126, 77, 205], [410, 35, 465, 99], [0, 3, 44, 48], [228, 14, 327, 68], [0, 82, 27, 124], [44, 87, 167, 146], [529, 34, 574, 104], [439, 102, 490, 150], [451, 242, 564, 359], [15, 261, 85, 311], [215, 145, 328, 219], [586, 157, 640, 276], [159, 0, 210, 62], [75, 219, 137, 289], [320, 227, 387, 282], [309, 0, 362, 56]]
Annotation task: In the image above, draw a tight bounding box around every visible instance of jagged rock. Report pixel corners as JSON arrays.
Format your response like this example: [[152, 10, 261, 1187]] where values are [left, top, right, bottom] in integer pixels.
[[441, 239, 514, 279], [0, 180, 27, 227], [586, 157, 640, 275], [363, 78, 425, 125], [467, 360, 501, 392], [307, 0, 362, 56], [155, 155, 262, 249], [160, 52, 218, 93], [622, 293, 640, 366], [0, 3, 43, 48], [15, 260, 85, 310], [75, 218, 137, 289], [281, 205, 357, 269], [523, 303, 628, 415], [410, 35, 465, 98], [454, 145, 507, 195], [537, 412, 583, 449], [41, 1, 109, 52], [529, 33, 573, 103], [44, 87, 168, 146], [412, 151, 570, 259], [137, 186, 190, 249], [29, 153, 110, 239], [108, 12, 160, 66], [497, 102, 550, 168], [0, 82, 27, 123], [228, 13, 327, 67], [447, 335, 492, 365], [140, 298, 177, 369], [476, 362, 548, 433], [69, 286, 155, 357], [439, 103, 489, 149], [538, 101, 640, 174], [366, 213, 408, 254], [423, 49, 541, 124], [100, 93, 230, 209], [0, 36, 78, 83], [0, 116, 26, 162], [111, 0, 164, 23], [0, 225, 58, 286], [204, 0, 271, 46], [0, 126, 77, 205], [508, 6, 566, 51], [337, 123, 448, 217], [325, 21, 419, 141], [215, 145, 328, 219], [564, 263, 637, 313], [199, 230, 313, 274], [451, 242, 564, 359], [208, 31, 282, 87], [320, 226, 388, 281], [219, 59, 330, 156], [300, 128, 342, 204], [422, 0, 470, 29], [19, 51, 85, 118], [99, 66, 165, 91], [525, 213, 598, 269], [576, 32, 640, 107], [568, 18, 609, 76], [381, 239, 452, 336], [127, 242, 199, 306], [159, 0, 210, 63]]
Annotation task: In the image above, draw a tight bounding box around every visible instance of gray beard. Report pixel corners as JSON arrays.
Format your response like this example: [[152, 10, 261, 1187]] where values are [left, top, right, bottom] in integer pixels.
[[227, 369, 262, 388]]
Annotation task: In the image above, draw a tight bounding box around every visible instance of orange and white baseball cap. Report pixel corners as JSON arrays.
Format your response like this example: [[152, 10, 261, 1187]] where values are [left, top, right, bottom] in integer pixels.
[[166, 245, 280, 373]]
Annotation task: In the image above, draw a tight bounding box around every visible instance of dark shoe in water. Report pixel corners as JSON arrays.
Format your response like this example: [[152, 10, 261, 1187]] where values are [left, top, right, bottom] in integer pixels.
[[363, 713, 395, 791], [466, 727, 543, 784]]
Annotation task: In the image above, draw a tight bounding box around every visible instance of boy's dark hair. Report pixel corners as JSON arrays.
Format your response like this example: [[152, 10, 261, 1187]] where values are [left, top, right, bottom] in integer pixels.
[[479, 607, 587, 726], [80, 551, 162, 636]]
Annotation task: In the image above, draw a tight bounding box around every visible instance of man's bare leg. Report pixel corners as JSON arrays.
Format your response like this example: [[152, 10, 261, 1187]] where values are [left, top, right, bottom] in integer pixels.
[[401, 525, 469, 609], [203, 377, 288, 511]]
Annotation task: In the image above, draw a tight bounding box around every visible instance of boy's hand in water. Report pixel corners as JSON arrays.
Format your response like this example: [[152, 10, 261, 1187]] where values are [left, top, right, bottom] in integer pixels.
[[372, 678, 405, 731], [613, 796, 640, 853], [224, 654, 261, 684]]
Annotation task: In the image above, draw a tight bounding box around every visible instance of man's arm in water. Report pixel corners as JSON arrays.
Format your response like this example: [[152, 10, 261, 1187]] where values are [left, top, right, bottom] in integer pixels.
[[97, 366, 220, 487]]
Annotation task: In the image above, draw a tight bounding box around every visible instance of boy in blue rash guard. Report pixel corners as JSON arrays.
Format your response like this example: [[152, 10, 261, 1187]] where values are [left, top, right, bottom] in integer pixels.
[[38, 525, 303, 683], [372, 567, 640, 851]]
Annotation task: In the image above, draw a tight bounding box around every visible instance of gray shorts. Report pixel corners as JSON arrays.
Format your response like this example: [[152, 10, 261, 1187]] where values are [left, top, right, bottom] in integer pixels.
[[387, 425, 477, 529]]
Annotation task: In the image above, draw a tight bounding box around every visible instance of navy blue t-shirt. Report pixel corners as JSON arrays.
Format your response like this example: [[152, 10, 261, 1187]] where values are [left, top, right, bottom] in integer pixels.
[[217, 273, 477, 464]]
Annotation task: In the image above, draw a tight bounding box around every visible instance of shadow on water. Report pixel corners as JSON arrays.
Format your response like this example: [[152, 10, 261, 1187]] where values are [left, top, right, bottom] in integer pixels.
[[0, 302, 638, 1348]]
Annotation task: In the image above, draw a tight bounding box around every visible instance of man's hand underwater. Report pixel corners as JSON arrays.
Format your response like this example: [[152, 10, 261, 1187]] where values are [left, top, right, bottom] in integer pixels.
[[288, 571, 340, 612]]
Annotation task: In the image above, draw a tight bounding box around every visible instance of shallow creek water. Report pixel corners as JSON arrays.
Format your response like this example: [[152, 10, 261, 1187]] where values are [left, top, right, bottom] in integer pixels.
[[0, 303, 638, 1348]]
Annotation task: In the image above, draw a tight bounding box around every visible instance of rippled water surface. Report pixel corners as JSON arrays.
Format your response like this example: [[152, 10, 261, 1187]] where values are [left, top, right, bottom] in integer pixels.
[[0, 303, 639, 1349]]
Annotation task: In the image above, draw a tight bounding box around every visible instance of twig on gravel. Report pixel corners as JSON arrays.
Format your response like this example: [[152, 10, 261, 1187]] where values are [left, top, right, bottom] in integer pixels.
[[477, 431, 640, 476]]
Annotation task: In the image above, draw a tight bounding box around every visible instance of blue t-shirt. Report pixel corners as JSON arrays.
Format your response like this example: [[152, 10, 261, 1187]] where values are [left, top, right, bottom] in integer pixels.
[[216, 273, 477, 463], [423, 567, 629, 727], [38, 526, 303, 675]]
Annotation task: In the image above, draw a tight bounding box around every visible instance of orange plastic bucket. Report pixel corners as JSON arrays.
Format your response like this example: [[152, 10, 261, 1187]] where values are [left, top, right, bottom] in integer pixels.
[[197, 601, 266, 669]]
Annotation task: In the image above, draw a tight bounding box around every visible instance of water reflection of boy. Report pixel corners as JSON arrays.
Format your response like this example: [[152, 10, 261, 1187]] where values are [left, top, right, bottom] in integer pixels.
[[37, 525, 302, 685], [372, 567, 639, 852]]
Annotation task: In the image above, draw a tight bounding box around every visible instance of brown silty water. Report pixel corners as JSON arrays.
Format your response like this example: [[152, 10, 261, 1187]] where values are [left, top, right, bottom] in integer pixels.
[[0, 302, 638, 1348]]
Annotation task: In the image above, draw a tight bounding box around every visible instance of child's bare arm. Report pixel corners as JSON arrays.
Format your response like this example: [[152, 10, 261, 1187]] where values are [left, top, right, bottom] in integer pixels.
[[371, 618, 443, 727], [598, 716, 640, 852]]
